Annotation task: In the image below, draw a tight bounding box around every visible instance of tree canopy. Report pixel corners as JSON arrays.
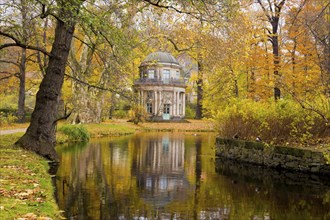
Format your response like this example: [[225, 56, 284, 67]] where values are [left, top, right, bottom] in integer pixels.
[[0, 0, 329, 160]]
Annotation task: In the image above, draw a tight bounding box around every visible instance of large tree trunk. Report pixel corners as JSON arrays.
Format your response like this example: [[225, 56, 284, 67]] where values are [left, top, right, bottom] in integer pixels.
[[68, 39, 105, 124], [71, 84, 105, 124], [15, 17, 75, 161]]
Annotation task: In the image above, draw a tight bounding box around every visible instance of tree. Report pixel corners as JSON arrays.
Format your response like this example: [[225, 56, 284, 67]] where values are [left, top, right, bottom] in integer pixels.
[[140, 0, 236, 119], [304, 0, 330, 95], [66, 3, 138, 124], [280, 0, 330, 125], [0, 0, 41, 122], [1, 0, 145, 161], [257, 0, 286, 100], [14, 0, 82, 161]]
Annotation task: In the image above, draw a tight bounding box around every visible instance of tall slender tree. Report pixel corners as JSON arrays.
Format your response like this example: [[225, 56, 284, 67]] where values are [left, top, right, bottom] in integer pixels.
[[257, 0, 286, 100], [0, 0, 38, 122]]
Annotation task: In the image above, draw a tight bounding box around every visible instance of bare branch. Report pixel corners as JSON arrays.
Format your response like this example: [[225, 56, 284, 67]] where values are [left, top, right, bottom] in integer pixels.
[[53, 111, 72, 124], [141, 0, 215, 22], [0, 59, 21, 68], [275, 0, 286, 17], [0, 72, 19, 80], [267, 0, 273, 15], [142, 0, 189, 14], [98, 31, 117, 59], [257, 0, 272, 22], [165, 36, 195, 52], [287, 0, 306, 30], [282, 86, 329, 124], [0, 31, 52, 57], [64, 73, 132, 100]]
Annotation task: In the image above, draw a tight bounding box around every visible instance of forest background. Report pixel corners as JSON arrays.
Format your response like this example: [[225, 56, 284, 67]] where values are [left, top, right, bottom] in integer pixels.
[[0, 0, 329, 158]]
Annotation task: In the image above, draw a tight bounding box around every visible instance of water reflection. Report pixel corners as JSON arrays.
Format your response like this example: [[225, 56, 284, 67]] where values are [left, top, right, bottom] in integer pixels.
[[55, 133, 330, 220], [132, 134, 190, 208]]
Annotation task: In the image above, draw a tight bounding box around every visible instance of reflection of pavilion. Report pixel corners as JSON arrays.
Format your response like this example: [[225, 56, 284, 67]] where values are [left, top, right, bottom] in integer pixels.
[[133, 134, 190, 207]]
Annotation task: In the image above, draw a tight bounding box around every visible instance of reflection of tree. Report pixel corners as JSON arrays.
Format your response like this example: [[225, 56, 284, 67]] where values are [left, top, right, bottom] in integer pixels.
[[55, 134, 329, 219], [56, 142, 106, 219], [132, 134, 190, 208], [194, 137, 202, 220]]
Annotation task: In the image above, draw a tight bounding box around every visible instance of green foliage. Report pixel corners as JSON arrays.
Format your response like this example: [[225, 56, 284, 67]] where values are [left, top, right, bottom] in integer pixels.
[[213, 98, 328, 145], [0, 111, 18, 126], [57, 124, 90, 142], [112, 109, 129, 119], [0, 93, 18, 110], [128, 104, 148, 125], [185, 103, 196, 119], [84, 123, 135, 137]]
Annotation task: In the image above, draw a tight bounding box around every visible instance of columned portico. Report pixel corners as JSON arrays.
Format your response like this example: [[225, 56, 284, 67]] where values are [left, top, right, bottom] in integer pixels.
[[134, 52, 186, 121]]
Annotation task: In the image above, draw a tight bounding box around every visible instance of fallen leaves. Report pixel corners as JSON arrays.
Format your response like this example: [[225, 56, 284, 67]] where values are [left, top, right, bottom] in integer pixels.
[[16, 212, 53, 220], [0, 137, 59, 219], [0, 186, 46, 203]]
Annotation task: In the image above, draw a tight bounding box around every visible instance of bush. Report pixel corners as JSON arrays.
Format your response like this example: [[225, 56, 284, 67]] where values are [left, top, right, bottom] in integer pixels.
[[128, 104, 148, 124], [185, 104, 196, 119], [214, 98, 328, 145], [57, 124, 90, 142], [0, 111, 18, 126], [112, 109, 129, 119]]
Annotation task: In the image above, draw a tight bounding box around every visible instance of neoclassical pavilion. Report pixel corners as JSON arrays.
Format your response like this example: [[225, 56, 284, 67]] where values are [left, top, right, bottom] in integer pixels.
[[134, 52, 186, 121]]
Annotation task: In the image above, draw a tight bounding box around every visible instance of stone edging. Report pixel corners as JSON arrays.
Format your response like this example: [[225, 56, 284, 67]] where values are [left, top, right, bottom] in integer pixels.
[[216, 138, 330, 176]]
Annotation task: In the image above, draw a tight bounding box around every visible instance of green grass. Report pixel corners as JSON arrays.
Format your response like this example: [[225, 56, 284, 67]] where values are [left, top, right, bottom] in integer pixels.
[[0, 120, 212, 219], [57, 124, 90, 143], [84, 123, 136, 137], [0, 133, 61, 219]]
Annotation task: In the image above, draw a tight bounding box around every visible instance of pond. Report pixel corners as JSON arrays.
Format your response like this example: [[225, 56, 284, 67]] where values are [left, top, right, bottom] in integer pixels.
[[55, 132, 330, 219]]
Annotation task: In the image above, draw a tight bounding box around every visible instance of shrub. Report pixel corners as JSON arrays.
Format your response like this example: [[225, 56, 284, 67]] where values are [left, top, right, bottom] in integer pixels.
[[213, 98, 328, 145], [128, 104, 148, 124], [112, 109, 129, 119], [57, 124, 90, 142], [185, 104, 196, 119], [0, 111, 18, 126]]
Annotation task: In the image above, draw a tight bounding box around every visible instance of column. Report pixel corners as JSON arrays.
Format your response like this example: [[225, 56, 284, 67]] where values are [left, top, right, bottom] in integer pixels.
[[157, 67, 160, 81], [182, 92, 186, 117], [139, 90, 142, 105], [177, 91, 180, 115], [173, 90, 176, 116], [158, 91, 163, 112], [154, 91, 158, 115]]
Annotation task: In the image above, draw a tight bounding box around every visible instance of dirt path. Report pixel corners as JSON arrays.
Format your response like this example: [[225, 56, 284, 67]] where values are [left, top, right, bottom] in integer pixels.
[[0, 119, 215, 136], [0, 128, 27, 135]]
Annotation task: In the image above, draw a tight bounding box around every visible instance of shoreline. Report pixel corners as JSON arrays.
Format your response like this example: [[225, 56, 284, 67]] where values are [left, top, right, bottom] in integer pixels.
[[1, 119, 329, 219], [0, 119, 214, 219], [216, 138, 330, 176]]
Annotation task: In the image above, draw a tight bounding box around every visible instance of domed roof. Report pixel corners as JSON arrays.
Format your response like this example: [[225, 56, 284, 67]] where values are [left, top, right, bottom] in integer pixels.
[[142, 51, 179, 65]]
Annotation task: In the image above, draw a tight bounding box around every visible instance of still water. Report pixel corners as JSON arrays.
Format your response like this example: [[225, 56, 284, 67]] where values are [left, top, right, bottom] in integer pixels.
[[55, 132, 330, 219]]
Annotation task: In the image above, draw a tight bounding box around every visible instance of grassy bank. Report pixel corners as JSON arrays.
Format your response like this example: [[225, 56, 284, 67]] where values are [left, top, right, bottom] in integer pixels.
[[0, 133, 61, 219], [56, 119, 214, 143], [0, 119, 214, 219]]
